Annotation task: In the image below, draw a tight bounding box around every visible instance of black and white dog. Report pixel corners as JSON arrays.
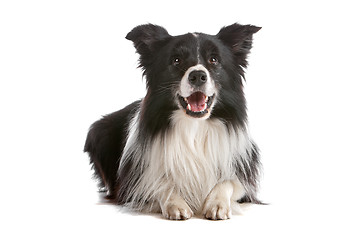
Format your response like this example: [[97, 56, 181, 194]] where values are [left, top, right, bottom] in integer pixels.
[[84, 23, 262, 220]]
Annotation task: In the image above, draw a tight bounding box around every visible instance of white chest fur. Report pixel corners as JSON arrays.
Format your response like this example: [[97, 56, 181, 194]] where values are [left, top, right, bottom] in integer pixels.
[[124, 110, 252, 212]]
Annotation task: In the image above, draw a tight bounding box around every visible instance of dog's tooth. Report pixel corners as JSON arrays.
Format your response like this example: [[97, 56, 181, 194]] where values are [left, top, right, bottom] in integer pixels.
[[205, 96, 208, 102], [187, 104, 191, 111], [204, 103, 207, 111], [184, 97, 188, 102]]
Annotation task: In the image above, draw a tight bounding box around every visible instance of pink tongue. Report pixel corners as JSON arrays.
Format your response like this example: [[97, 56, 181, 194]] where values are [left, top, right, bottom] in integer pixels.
[[188, 92, 206, 112]]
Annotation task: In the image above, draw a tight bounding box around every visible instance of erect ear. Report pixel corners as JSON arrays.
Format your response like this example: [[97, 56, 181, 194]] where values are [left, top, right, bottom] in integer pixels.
[[217, 23, 261, 67], [126, 24, 171, 56]]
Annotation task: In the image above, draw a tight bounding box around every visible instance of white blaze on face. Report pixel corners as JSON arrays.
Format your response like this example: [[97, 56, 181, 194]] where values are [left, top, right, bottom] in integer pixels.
[[179, 64, 216, 98]]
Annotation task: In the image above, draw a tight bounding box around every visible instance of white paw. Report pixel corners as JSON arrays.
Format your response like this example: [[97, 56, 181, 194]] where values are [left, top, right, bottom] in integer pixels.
[[202, 198, 231, 220], [162, 202, 193, 220]]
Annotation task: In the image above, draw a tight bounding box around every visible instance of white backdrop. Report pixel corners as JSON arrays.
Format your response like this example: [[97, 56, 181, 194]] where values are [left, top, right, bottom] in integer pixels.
[[1, 0, 359, 239]]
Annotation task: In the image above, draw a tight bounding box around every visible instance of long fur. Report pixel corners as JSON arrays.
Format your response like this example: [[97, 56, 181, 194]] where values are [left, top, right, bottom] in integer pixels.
[[84, 23, 262, 218]]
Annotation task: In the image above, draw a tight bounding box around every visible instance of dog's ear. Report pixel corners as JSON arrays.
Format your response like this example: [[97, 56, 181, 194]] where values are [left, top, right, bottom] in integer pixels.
[[126, 24, 171, 56], [217, 23, 261, 68]]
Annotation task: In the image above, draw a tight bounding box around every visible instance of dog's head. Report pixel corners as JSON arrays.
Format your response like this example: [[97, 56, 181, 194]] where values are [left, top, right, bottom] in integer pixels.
[[126, 24, 260, 120]]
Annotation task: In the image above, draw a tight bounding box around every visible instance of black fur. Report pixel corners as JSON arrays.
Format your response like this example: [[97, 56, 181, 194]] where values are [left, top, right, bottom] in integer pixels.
[[84, 23, 262, 209], [84, 101, 140, 199]]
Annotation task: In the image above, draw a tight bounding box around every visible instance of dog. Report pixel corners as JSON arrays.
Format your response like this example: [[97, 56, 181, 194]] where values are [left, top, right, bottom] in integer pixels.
[[84, 23, 262, 220]]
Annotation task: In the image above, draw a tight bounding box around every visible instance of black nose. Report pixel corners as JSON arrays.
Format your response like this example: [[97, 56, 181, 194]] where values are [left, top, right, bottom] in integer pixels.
[[188, 70, 207, 86]]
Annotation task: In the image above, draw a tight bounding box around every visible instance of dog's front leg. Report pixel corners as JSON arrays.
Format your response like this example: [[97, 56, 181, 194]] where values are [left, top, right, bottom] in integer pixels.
[[202, 179, 246, 220], [159, 188, 193, 220]]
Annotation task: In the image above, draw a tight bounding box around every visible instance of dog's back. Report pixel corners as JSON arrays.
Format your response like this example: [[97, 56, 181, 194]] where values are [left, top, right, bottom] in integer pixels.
[[84, 101, 140, 199]]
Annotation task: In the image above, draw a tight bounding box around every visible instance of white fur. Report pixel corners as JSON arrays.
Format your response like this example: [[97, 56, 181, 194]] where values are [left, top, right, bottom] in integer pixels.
[[120, 109, 255, 217], [159, 189, 193, 220], [192, 33, 199, 38], [191, 33, 201, 63], [202, 179, 246, 219]]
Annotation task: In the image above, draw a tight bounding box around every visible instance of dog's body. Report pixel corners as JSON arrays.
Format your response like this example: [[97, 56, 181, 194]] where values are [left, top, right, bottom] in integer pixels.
[[84, 23, 262, 220]]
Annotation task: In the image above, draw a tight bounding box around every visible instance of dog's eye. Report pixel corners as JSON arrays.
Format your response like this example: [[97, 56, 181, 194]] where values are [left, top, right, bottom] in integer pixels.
[[209, 57, 218, 65], [173, 58, 181, 66]]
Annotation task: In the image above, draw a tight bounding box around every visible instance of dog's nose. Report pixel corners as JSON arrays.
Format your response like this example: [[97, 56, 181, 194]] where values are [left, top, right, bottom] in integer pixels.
[[188, 70, 207, 87]]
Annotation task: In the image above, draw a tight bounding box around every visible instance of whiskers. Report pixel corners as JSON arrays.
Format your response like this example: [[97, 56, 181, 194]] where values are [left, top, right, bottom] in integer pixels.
[[173, 64, 187, 73], [152, 66, 187, 95], [154, 82, 179, 96]]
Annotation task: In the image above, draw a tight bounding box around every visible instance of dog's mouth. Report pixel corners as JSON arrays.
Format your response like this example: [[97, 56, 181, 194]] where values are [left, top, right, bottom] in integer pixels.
[[178, 92, 215, 118]]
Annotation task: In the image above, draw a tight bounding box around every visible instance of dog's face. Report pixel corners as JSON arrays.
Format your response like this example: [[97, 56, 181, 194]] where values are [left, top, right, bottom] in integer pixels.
[[126, 24, 260, 120], [165, 33, 221, 119]]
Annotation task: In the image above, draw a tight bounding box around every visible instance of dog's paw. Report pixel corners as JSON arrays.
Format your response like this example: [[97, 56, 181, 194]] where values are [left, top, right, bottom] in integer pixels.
[[202, 198, 231, 220], [162, 201, 193, 220]]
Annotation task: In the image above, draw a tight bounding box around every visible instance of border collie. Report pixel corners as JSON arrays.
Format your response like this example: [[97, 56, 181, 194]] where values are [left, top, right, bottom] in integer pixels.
[[84, 23, 262, 220]]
